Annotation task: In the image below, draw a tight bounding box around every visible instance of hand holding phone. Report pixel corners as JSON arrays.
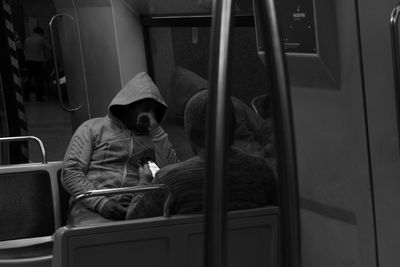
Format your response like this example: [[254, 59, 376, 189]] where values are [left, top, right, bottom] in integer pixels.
[[146, 161, 160, 177], [137, 159, 160, 184]]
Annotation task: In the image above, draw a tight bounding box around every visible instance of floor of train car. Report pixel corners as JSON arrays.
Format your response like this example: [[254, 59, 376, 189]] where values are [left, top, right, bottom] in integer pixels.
[[25, 96, 193, 163], [25, 97, 72, 162]]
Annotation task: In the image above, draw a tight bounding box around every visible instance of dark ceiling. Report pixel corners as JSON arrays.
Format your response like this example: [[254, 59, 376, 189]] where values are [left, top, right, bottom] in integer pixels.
[[17, 0, 53, 5]]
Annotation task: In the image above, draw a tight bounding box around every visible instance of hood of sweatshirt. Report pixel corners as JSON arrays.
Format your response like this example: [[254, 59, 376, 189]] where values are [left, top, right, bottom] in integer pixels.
[[108, 72, 167, 123]]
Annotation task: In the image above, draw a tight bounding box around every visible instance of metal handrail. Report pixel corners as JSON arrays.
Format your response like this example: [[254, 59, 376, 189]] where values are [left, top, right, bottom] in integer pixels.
[[0, 136, 47, 163], [253, 0, 301, 266], [49, 13, 82, 112], [251, 93, 269, 117], [390, 4, 400, 151], [253, 3, 267, 66], [68, 184, 173, 227]]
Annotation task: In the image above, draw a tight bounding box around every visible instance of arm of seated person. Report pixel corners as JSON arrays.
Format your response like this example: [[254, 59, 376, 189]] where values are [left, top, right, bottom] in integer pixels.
[[125, 165, 168, 220]]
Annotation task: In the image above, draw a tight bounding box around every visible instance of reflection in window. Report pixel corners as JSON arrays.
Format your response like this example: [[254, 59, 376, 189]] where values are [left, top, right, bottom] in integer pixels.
[[148, 25, 275, 169], [145, 21, 278, 213]]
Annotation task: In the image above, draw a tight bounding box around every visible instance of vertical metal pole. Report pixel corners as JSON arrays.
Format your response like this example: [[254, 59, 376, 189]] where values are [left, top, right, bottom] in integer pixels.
[[254, 0, 301, 266], [390, 5, 400, 151], [49, 13, 81, 112], [205, 0, 234, 266]]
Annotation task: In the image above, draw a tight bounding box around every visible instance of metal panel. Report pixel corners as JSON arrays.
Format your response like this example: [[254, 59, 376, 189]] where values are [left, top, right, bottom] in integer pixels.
[[358, 0, 400, 266], [289, 0, 377, 266], [72, 1, 121, 118]]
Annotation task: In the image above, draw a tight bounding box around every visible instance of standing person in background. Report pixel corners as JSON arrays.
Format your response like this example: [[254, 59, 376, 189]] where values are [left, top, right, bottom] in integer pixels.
[[24, 26, 51, 101]]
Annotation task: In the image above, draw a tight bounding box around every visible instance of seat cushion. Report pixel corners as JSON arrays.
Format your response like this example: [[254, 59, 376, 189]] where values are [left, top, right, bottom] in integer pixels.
[[0, 170, 55, 241]]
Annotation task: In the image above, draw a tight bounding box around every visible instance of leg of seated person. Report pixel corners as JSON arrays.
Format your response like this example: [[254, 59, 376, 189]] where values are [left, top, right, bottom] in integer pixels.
[[70, 203, 116, 227], [126, 191, 165, 220]]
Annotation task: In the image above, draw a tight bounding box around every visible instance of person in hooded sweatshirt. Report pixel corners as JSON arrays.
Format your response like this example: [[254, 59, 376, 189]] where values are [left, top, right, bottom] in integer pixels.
[[62, 72, 179, 226]]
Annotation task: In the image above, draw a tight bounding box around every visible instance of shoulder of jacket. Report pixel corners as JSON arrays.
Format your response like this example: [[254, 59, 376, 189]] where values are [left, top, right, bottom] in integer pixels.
[[78, 117, 108, 132], [81, 117, 105, 125]]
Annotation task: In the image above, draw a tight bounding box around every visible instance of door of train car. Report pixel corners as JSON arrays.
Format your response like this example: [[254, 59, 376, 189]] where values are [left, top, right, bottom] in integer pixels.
[[282, 0, 379, 266], [358, 1, 400, 266], [0, 0, 89, 163]]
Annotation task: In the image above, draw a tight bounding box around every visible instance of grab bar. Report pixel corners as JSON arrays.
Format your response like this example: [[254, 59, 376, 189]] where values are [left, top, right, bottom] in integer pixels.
[[251, 93, 269, 117], [253, 2, 267, 65], [390, 4, 400, 150], [68, 184, 173, 227], [49, 13, 82, 112], [0, 136, 47, 164], [253, 0, 300, 266]]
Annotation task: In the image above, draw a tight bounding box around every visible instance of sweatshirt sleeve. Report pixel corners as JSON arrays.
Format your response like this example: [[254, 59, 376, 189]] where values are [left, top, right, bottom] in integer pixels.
[[62, 124, 106, 212], [150, 126, 180, 167], [125, 174, 168, 220]]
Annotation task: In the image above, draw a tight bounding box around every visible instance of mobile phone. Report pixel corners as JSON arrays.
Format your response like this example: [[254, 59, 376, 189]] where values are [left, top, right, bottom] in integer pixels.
[[138, 159, 160, 177], [147, 160, 160, 177]]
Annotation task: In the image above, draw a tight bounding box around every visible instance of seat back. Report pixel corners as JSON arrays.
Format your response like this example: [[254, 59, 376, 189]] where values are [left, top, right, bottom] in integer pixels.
[[0, 161, 63, 242], [0, 161, 63, 267], [52, 207, 279, 267]]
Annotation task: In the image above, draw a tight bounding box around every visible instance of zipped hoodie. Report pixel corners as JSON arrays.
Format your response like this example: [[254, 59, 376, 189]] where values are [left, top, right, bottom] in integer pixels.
[[62, 72, 179, 215]]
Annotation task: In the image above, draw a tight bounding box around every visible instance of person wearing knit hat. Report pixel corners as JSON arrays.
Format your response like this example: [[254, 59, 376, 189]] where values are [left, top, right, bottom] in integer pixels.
[[62, 72, 179, 226], [126, 90, 277, 219], [169, 67, 274, 168]]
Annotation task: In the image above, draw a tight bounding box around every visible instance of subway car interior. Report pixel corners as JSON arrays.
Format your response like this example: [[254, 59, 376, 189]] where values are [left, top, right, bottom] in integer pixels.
[[0, 0, 399, 266]]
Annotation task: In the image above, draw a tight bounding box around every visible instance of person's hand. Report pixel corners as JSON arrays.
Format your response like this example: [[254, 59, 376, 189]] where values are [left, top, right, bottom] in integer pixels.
[[137, 112, 159, 132], [100, 199, 127, 220], [138, 164, 153, 185]]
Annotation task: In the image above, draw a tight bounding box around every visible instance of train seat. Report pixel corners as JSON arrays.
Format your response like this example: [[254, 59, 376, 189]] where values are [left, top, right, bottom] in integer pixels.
[[0, 160, 63, 267], [52, 206, 279, 267]]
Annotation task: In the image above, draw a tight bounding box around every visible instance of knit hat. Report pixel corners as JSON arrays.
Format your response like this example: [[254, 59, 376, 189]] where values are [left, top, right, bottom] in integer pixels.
[[184, 90, 208, 147], [184, 90, 236, 148]]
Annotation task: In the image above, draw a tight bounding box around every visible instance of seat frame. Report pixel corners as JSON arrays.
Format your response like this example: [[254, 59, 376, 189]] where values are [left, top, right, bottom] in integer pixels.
[[52, 206, 279, 267]]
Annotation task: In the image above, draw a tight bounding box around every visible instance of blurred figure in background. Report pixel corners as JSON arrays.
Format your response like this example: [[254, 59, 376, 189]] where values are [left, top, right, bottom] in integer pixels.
[[24, 26, 51, 101]]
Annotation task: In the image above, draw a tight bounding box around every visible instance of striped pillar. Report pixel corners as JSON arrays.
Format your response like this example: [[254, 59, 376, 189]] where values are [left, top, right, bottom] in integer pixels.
[[1, 0, 28, 162]]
